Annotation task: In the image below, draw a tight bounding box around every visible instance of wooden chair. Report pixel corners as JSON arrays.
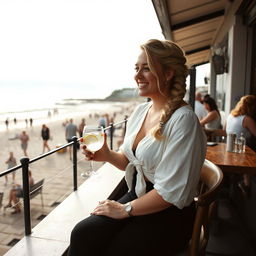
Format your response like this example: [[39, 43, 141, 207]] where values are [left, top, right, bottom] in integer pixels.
[[174, 159, 223, 256], [108, 160, 223, 256]]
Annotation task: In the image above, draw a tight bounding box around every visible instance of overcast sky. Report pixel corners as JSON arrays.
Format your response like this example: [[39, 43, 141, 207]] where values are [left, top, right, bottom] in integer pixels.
[[0, 0, 166, 99], [0, 0, 209, 107]]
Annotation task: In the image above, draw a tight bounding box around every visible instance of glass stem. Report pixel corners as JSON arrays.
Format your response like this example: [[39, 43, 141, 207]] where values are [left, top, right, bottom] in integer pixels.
[[90, 160, 94, 172]]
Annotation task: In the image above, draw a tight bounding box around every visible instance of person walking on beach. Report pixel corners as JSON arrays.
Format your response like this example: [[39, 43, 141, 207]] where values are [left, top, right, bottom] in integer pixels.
[[29, 118, 33, 127], [19, 131, 29, 156], [5, 118, 9, 129], [65, 119, 78, 159], [4, 152, 17, 185], [41, 124, 51, 153], [78, 118, 86, 138], [48, 110, 52, 119], [98, 114, 106, 128]]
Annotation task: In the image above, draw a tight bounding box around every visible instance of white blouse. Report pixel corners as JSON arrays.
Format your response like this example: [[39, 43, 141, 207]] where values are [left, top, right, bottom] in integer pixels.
[[205, 114, 221, 130], [226, 114, 252, 140], [121, 102, 206, 209]]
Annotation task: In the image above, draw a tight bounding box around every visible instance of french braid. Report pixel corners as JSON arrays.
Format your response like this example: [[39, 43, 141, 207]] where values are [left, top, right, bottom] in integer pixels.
[[141, 39, 188, 140]]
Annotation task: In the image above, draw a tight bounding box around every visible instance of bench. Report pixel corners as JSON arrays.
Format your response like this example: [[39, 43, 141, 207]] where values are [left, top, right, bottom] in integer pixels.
[[3, 179, 45, 216], [4, 164, 124, 256], [17, 179, 45, 208]]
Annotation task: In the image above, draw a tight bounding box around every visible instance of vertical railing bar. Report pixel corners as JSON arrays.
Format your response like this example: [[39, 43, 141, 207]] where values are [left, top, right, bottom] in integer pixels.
[[189, 66, 196, 111], [124, 115, 128, 136], [72, 136, 78, 191], [110, 123, 114, 150], [20, 157, 31, 236]]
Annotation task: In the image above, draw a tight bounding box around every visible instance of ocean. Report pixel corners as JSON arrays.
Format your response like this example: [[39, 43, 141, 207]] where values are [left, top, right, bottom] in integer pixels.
[[0, 99, 130, 132], [0, 81, 130, 131]]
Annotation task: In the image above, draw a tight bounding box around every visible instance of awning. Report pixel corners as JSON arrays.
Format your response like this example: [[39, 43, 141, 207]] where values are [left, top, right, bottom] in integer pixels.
[[152, 0, 228, 67]]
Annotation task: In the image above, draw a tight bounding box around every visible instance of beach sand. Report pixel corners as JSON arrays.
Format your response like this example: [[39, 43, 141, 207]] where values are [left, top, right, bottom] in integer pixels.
[[0, 101, 136, 255]]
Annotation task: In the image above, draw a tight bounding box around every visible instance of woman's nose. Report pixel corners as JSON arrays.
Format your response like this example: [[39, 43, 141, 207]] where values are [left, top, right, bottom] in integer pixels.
[[134, 70, 143, 81]]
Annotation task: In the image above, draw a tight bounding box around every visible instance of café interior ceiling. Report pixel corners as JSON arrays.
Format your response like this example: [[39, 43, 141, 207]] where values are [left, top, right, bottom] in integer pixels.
[[152, 0, 229, 67]]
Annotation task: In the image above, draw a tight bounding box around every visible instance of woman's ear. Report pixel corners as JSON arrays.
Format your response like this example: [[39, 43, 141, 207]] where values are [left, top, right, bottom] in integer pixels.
[[165, 68, 174, 82]]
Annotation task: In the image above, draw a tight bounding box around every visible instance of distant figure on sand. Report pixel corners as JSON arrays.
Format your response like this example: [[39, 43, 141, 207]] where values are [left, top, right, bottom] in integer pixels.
[[29, 118, 33, 127], [98, 114, 106, 128], [78, 118, 86, 138], [53, 108, 58, 115], [4, 170, 34, 214], [14, 117, 17, 125], [48, 110, 52, 119], [62, 119, 68, 127], [5, 118, 9, 129], [65, 119, 78, 159], [19, 131, 29, 156], [41, 124, 51, 153], [5, 152, 17, 185]]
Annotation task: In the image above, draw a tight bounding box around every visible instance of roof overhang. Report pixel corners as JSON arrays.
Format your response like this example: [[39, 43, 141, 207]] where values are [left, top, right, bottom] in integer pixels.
[[152, 0, 229, 67]]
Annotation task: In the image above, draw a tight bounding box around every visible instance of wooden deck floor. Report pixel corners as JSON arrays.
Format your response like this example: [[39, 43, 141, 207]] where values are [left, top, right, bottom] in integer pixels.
[[206, 175, 256, 256]]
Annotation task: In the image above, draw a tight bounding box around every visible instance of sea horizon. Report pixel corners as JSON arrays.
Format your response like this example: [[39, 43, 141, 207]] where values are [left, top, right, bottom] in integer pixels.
[[0, 99, 133, 132], [0, 79, 133, 113]]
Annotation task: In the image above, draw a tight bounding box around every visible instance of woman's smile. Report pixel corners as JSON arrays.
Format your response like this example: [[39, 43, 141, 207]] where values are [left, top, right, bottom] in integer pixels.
[[138, 83, 148, 89]]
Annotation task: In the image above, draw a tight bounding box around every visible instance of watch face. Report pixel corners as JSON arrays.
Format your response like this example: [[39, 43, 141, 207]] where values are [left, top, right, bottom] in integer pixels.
[[125, 203, 131, 212]]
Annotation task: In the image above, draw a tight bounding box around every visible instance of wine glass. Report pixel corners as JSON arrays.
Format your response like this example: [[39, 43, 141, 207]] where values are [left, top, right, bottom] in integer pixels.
[[80, 125, 104, 178]]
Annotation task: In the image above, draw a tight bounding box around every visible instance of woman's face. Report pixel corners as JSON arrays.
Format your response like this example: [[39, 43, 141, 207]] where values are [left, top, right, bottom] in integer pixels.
[[203, 102, 210, 112], [134, 50, 165, 99]]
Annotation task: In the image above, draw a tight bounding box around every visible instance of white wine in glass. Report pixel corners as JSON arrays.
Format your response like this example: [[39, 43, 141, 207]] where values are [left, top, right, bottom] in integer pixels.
[[80, 125, 104, 178]]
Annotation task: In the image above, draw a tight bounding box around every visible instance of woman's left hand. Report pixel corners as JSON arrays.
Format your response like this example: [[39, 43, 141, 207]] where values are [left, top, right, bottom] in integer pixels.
[[91, 199, 129, 219]]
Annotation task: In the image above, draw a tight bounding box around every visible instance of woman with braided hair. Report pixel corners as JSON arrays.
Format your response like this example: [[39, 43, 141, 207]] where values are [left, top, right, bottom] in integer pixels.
[[68, 39, 206, 256]]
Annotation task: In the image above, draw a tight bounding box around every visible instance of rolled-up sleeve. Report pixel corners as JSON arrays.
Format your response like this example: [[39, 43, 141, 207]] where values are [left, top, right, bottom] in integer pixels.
[[154, 112, 206, 209]]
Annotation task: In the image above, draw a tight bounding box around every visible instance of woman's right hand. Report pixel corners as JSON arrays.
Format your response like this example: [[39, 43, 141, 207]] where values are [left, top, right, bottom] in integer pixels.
[[81, 133, 110, 162]]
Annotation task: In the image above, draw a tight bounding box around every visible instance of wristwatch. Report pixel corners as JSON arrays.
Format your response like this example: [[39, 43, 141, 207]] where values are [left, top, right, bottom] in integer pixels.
[[124, 202, 133, 217]]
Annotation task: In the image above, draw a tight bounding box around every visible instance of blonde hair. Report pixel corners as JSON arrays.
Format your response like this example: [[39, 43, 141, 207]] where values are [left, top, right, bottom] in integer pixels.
[[231, 95, 256, 118], [140, 39, 188, 140]]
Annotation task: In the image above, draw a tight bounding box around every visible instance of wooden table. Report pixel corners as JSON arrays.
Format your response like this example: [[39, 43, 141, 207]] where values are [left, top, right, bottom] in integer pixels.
[[206, 143, 256, 175]]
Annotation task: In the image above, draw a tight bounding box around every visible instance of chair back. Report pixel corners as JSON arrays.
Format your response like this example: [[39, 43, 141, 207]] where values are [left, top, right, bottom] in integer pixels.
[[30, 179, 44, 199], [189, 159, 223, 256]]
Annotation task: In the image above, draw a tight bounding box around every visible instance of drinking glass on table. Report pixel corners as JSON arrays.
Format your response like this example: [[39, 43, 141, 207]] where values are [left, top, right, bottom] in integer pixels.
[[80, 125, 104, 178]]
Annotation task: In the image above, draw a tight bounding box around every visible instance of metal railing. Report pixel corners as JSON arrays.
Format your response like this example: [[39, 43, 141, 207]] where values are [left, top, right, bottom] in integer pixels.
[[0, 117, 128, 236]]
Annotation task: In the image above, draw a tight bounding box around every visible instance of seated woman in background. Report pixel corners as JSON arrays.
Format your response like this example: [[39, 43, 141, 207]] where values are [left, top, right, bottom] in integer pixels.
[[200, 96, 221, 130], [4, 170, 34, 214], [226, 95, 256, 196]]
